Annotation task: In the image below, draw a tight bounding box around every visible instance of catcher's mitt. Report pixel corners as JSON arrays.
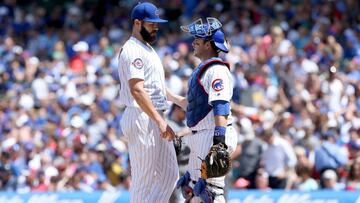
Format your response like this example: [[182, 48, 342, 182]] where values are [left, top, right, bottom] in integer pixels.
[[200, 143, 231, 179]]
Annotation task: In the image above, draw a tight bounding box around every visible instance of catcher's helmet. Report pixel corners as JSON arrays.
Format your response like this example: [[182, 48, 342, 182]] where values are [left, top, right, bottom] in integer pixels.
[[181, 17, 229, 53]]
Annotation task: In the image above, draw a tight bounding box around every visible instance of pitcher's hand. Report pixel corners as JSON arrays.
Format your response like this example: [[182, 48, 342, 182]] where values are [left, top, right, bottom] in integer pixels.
[[158, 120, 175, 141], [163, 125, 175, 141]]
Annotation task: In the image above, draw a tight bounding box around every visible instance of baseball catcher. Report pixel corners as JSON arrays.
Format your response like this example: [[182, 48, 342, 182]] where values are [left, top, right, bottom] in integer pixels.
[[168, 17, 237, 203]]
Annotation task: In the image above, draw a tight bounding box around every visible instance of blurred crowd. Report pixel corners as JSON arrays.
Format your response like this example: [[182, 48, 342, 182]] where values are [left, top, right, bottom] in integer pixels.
[[0, 0, 360, 193]]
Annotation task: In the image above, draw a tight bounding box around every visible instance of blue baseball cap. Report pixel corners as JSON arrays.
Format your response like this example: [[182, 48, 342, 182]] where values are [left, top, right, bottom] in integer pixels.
[[211, 29, 229, 53], [131, 2, 167, 23]]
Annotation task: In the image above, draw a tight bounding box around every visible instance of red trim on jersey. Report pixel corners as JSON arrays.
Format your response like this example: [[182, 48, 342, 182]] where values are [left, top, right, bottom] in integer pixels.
[[187, 59, 229, 127], [196, 59, 229, 95]]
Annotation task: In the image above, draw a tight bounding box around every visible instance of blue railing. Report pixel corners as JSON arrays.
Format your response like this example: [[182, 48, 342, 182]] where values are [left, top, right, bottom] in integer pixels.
[[0, 190, 359, 203]]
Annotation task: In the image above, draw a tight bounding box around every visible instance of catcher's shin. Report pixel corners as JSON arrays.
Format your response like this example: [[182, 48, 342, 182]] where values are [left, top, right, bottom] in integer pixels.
[[176, 171, 194, 202], [200, 143, 231, 179], [193, 178, 217, 203]]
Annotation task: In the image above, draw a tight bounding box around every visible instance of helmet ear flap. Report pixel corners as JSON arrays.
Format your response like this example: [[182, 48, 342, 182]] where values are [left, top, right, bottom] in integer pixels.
[[208, 40, 220, 53]]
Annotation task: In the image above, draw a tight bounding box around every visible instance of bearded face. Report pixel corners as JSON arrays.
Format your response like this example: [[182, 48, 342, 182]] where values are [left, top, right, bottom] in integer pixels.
[[140, 22, 158, 44]]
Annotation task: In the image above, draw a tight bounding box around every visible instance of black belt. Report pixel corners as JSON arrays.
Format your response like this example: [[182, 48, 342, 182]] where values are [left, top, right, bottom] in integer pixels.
[[191, 124, 232, 134]]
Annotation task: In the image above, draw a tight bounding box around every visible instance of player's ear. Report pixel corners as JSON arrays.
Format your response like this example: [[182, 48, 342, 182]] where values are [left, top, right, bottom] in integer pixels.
[[134, 19, 142, 28], [205, 40, 212, 48]]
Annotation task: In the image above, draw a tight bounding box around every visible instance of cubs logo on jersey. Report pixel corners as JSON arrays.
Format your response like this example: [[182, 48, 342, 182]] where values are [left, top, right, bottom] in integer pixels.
[[132, 58, 143, 69], [212, 79, 224, 92]]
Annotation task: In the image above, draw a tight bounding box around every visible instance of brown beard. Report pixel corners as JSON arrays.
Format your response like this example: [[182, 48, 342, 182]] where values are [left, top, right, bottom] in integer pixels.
[[140, 24, 157, 44]]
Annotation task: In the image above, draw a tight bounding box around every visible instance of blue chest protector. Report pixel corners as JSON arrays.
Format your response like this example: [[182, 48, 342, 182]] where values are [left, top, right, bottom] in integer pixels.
[[186, 58, 230, 128]]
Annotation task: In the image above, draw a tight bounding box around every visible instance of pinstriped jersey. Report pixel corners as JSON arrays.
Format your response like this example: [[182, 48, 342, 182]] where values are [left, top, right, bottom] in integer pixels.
[[190, 64, 234, 131], [118, 36, 169, 111]]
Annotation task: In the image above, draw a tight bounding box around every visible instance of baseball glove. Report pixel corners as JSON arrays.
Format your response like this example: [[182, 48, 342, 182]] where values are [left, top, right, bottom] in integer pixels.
[[173, 136, 182, 156], [200, 143, 231, 179]]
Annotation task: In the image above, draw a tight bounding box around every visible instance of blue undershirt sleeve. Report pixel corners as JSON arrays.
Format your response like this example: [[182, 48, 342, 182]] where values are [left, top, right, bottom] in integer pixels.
[[211, 100, 230, 116]]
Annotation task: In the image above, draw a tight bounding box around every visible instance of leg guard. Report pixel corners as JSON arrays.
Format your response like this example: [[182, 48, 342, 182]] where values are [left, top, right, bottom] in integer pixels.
[[176, 171, 194, 202]]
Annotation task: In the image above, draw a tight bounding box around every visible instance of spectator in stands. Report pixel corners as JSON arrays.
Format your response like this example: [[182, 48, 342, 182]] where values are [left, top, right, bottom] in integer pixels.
[[0, 151, 19, 191], [346, 157, 360, 190], [295, 164, 319, 191], [348, 129, 360, 160], [260, 127, 297, 189], [314, 130, 348, 174], [320, 66, 344, 113], [232, 117, 263, 189], [321, 169, 345, 190], [254, 168, 271, 191], [232, 62, 249, 104]]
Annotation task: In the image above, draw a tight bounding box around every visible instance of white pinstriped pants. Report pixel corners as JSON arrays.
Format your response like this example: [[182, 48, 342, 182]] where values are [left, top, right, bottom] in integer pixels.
[[121, 107, 179, 203], [187, 126, 237, 203]]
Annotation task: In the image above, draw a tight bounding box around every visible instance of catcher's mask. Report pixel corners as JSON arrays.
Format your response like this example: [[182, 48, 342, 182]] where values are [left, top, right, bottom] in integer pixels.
[[181, 17, 229, 53]]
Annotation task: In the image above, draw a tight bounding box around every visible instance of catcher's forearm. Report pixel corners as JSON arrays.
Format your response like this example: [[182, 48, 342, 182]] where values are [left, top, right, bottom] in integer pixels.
[[176, 127, 191, 137], [214, 115, 227, 127], [166, 88, 188, 110]]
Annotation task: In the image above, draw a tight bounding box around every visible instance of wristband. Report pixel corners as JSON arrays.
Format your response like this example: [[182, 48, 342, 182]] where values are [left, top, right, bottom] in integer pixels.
[[214, 126, 226, 137], [213, 126, 226, 145]]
